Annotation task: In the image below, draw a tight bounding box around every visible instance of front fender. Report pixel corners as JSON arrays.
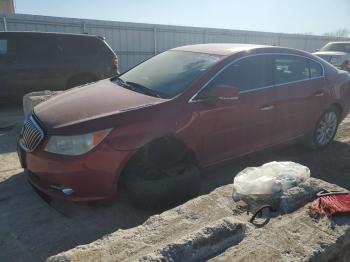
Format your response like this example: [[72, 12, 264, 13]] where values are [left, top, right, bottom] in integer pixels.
[[106, 117, 179, 151]]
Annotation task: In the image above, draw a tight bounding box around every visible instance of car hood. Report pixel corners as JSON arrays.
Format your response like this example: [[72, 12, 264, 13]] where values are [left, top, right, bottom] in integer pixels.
[[34, 79, 166, 132], [314, 51, 347, 56]]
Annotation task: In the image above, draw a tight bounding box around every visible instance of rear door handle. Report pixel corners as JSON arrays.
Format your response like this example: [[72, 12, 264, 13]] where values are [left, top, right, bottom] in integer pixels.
[[260, 105, 274, 111], [315, 91, 324, 97]]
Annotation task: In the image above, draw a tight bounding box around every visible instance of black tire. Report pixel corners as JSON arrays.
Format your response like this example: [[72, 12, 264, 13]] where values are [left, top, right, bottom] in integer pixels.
[[125, 164, 201, 209], [66, 74, 98, 89], [308, 106, 340, 150]]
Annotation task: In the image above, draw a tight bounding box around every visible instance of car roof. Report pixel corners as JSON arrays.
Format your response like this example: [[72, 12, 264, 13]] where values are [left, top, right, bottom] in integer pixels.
[[0, 31, 102, 39], [326, 41, 350, 44], [172, 43, 272, 56]]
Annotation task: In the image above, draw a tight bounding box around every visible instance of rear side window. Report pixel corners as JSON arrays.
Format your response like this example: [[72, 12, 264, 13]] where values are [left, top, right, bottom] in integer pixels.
[[0, 39, 7, 55], [16, 37, 60, 58], [0, 38, 16, 56], [309, 60, 323, 78], [321, 43, 350, 53], [61, 37, 100, 56], [344, 44, 350, 53], [208, 55, 273, 92], [273, 55, 310, 85]]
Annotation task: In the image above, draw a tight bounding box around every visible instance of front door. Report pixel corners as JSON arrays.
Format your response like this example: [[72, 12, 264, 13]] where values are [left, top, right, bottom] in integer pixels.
[[186, 54, 277, 166]]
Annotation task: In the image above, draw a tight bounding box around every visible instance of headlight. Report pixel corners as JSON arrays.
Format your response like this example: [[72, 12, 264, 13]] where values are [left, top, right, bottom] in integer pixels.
[[44, 129, 111, 156]]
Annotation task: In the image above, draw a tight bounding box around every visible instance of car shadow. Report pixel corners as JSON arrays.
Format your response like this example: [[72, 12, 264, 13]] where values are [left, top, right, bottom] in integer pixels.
[[0, 171, 156, 262], [200, 140, 350, 195], [0, 107, 23, 154], [0, 124, 21, 153]]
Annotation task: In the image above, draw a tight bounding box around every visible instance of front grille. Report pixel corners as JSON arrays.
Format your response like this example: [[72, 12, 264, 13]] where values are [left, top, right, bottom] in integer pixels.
[[19, 116, 44, 152]]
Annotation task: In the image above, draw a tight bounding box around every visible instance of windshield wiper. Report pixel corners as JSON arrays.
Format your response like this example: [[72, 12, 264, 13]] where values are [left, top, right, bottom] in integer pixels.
[[114, 78, 163, 98], [125, 81, 163, 98], [115, 78, 129, 88], [114, 78, 139, 93]]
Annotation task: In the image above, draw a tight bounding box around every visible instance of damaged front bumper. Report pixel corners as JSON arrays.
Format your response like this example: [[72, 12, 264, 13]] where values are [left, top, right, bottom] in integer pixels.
[[18, 139, 134, 202]]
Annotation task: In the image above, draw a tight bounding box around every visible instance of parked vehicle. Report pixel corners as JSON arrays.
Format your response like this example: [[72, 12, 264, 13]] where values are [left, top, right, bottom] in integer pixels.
[[314, 42, 350, 71], [0, 32, 119, 101], [17, 44, 350, 206]]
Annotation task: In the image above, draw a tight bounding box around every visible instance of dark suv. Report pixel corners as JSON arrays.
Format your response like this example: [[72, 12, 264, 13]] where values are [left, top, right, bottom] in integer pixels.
[[0, 32, 119, 101]]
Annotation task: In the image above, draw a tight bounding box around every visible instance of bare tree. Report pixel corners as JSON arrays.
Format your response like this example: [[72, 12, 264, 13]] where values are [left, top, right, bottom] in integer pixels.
[[324, 28, 350, 37]]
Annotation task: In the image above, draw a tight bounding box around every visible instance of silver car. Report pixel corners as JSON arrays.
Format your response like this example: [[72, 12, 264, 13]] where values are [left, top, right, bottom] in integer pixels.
[[314, 42, 350, 71]]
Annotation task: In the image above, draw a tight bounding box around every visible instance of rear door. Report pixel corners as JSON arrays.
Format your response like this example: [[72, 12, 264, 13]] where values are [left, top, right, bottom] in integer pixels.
[[272, 54, 328, 142], [13, 35, 65, 95], [188, 54, 277, 166]]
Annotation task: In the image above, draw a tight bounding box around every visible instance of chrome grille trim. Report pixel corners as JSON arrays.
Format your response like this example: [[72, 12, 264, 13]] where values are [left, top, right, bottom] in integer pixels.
[[19, 115, 44, 152]]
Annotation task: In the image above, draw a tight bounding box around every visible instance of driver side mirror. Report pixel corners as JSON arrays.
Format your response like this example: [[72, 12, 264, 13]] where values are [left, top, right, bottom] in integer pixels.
[[202, 85, 240, 101], [314, 48, 319, 52]]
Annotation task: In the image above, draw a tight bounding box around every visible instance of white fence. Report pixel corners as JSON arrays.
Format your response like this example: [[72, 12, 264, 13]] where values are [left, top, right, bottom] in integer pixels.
[[1, 13, 348, 72]]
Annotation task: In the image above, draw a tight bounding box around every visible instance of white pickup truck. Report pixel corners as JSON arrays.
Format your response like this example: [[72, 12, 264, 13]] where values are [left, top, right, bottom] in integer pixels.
[[314, 41, 350, 71]]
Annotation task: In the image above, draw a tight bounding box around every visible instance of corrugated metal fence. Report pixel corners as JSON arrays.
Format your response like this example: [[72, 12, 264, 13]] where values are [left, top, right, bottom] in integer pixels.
[[1, 13, 348, 72]]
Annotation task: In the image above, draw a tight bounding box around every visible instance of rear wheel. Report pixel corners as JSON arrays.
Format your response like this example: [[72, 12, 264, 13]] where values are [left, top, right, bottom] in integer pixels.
[[309, 107, 339, 149]]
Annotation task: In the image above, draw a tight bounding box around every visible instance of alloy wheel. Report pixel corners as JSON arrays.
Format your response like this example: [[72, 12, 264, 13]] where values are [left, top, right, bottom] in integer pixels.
[[315, 111, 338, 146]]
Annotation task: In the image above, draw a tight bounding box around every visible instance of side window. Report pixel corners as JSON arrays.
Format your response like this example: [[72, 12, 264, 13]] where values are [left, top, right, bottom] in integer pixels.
[[61, 37, 99, 56], [309, 60, 323, 78], [207, 55, 272, 92], [0, 38, 15, 56], [0, 39, 8, 55], [344, 44, 350, 53], [273, 55, 310, 85], [17, 37, 59, 58]]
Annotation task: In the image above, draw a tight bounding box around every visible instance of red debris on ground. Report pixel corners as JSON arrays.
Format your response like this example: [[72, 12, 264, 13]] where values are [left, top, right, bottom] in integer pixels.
[[310, 194, 350, 217]]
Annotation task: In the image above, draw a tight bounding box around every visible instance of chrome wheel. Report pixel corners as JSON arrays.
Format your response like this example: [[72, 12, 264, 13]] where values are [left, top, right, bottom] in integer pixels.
[[315, 111, 338, 146]]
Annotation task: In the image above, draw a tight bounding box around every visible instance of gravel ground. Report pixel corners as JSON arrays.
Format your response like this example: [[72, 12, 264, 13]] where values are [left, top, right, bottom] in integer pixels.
[[0, 107, 350, 261]]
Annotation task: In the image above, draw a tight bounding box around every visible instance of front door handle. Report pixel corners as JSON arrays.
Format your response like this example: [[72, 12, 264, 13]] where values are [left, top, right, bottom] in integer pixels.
[[315, 91, 324, 97], [260, 105, 274, 111]]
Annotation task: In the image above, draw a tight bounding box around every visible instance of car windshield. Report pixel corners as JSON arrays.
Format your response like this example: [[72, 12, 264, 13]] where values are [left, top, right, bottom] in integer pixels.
[[115, 50, 223, 98], [320, 43, 350, 53]]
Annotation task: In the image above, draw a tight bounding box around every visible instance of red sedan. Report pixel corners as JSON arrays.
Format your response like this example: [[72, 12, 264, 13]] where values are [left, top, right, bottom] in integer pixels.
[[17, 44, 350, 205]]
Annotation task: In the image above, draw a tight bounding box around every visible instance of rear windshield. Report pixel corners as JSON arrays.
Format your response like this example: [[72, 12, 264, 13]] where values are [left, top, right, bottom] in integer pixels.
[[116, 50, 223, 98], [320, 43, 350, 53]]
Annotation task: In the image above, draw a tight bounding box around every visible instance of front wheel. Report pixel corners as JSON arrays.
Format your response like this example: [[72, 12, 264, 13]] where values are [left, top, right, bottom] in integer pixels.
[[309, 107, 339, 149], [125, 164, 201, 209]]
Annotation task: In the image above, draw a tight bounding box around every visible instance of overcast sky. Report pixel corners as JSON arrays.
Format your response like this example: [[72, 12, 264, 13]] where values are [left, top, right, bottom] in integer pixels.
[[15, 0, 350, 35]]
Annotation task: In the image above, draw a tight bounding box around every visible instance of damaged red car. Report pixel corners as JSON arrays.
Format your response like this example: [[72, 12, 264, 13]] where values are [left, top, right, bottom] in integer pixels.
[[18, 44, 350, 205]]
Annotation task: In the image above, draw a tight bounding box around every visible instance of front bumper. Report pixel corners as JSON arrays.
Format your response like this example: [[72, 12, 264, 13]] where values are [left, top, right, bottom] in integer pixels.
[[18, 140, 134, 202]]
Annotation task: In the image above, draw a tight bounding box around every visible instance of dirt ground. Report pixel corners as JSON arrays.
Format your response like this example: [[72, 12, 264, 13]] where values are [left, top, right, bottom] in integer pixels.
[[0, 107, 350, 261]]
